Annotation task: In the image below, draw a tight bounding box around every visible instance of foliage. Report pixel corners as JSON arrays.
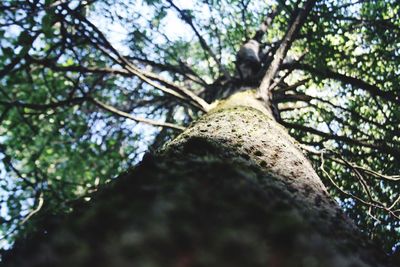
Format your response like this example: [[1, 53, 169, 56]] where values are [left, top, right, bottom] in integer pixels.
[[0, 0, 399, 254]]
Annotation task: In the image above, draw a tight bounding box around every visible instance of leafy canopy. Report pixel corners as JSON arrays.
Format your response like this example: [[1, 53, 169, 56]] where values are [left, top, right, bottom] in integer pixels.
[[0, 0, 399, 253]]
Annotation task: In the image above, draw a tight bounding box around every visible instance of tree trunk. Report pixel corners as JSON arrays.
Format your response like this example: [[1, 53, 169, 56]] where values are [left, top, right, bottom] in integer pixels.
[[3, 91, 391, 267]]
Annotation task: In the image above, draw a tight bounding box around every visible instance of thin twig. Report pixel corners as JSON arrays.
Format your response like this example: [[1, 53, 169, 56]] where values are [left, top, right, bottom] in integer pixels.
[[20, 193, 44, 225], [301, 145, 400, 182], [320, 151, 400, 220]]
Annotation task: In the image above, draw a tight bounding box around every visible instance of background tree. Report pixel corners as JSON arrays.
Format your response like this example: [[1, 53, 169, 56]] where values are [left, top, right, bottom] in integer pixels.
[[0, 0, 399, 263]]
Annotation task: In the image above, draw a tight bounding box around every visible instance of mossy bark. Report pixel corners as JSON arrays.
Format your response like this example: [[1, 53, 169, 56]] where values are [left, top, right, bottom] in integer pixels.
[[3, 91, 391, 267]]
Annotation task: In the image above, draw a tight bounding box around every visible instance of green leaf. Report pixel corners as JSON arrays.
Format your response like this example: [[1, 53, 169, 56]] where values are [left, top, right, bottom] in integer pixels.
[[42, 13, 56, 38], [17, 31, 31, 45], [3, 47, 13, 57]]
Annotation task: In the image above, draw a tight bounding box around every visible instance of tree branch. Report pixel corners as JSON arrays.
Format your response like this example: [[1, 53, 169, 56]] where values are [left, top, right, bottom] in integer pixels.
[[320, 151, 400, 221], [166, 0, 231, 80], [0, 97, 87, 111], [258, 0, 316, 102], [90, 98, 185, 131], [282, 121, 400, 158], [283, 62, 400, 104], [66, 6, 211, 112], [253, 6, 279, 42], [0, 31, 41, 79]]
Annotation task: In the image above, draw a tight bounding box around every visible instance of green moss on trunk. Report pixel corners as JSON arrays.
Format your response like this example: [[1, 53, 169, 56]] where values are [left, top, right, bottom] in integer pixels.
[[3, 92, 391, 267]]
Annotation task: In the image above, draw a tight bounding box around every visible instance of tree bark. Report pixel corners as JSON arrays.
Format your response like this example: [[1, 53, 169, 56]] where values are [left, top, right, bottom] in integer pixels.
[[3, 91, 391, 267]]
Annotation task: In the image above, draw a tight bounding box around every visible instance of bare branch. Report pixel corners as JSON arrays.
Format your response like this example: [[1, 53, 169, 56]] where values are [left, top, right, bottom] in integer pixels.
[[283, 62, 400, 104], [65, 6, 211, 112], [258, 0, 316, 102], [253, 6, 279, 42], [283, 121, 400, 158], [90, 98, 185, 131], [0, 97, 87, 111], [20, 193, 44, 225], [320, 151, 400, 221], [166, 0, 231, 80]]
